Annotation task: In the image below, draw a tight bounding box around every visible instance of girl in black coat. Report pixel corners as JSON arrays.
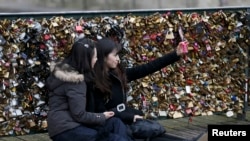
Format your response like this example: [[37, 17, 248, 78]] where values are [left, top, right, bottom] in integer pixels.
[[90, 37, 189, 140]]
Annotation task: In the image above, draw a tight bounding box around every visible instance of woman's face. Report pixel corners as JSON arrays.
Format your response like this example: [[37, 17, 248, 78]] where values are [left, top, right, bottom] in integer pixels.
[[105, 49, 120, 69], [91, 48, 98, 68]]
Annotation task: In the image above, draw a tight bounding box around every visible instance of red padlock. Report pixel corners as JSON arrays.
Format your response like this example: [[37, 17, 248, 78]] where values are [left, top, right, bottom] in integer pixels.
[[193, 42, 199, 52], [150, 34, 157, 40], [179, 66, 186, 72], [43, 34, 51, 40], [169, 104, 176, 110], [40, 44, 46, 49], [186, 79, 193, 85]]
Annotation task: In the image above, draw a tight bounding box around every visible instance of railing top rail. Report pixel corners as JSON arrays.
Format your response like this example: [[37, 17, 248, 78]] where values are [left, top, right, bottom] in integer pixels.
[[0, 6, 250, 19]]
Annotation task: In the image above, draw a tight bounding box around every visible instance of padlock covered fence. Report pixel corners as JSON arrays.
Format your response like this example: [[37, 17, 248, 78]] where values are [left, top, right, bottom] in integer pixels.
[[0, 7, 250, 136]]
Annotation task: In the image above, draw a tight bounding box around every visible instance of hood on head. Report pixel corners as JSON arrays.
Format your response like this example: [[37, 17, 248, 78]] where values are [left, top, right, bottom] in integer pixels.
[[46, 61, 84, 90]]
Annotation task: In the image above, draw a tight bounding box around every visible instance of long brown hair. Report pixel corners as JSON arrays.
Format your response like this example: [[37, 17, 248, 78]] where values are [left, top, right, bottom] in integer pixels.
[[94, 37, 128, 96]]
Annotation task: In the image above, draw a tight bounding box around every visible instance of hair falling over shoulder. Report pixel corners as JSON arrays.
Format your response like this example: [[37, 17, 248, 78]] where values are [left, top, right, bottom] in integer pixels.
[[93, 37, 128, 96]]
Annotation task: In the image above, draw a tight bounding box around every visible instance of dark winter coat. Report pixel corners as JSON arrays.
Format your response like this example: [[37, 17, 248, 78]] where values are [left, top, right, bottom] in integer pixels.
[[91, 51, 180, 124], [46, 61, 106, 138]]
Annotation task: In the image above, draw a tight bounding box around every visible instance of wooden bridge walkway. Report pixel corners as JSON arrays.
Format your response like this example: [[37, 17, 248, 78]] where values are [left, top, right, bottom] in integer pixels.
[[0, 111, 249, 141]]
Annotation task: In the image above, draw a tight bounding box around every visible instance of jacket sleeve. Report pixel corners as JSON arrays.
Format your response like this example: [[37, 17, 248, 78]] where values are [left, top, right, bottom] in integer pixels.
[[113, 106, 144, 125], [66, 82, 106, 125], [126, 51, 180, 82]]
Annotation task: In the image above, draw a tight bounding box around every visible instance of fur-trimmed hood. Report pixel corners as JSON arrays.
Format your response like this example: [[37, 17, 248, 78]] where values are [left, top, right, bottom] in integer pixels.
[[46, 61, 84, 91], [50, 61, 84, 83]]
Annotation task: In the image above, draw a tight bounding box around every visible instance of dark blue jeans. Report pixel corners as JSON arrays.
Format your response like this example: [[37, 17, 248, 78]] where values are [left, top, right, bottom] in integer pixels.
[[51, 117, 131, 141], [103, 117, 133, 141]]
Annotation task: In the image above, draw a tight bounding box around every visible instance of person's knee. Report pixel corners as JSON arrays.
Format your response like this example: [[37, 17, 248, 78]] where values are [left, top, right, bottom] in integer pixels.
[[108, 117, 123, 124], [109, 134, 128, 141]]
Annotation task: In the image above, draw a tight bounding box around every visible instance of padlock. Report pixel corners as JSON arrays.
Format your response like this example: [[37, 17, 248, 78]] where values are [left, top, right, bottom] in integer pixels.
[[158, 110, 167, 117], [165, 31, 175, 39], [19, 32, 30, 43], [0, 34, 6, 45], [28, 119, 36, 128], [41, 120, 48, 129], [185, 108, 192, 115], [43, 34, 51, 40]]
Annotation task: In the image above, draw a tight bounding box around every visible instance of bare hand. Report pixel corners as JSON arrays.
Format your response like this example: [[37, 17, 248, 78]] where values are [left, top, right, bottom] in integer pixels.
[[133, 115, 143, 122], [103, 111, 115, 119]]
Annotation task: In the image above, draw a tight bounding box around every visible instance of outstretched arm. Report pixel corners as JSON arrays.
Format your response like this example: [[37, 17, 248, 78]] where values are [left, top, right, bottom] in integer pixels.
[[126, 51, 180, 81], [126, 42, 186, 82]]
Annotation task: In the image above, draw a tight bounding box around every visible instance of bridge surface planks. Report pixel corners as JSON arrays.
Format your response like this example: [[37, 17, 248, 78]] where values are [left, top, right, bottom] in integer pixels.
[[0, 112, 249, 141]]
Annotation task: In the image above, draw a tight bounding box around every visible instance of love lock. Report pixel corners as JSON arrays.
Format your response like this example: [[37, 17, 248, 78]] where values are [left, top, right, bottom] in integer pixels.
[[0, 34, 6, 45], [9, 108, 23, 117], [41, 119, 48, 129], [31, 21, 42, 33], [165, 30, 175, 40], [19, 32, 30, 43], [36, 100, 45, 107], [28, 119, 36, 128]]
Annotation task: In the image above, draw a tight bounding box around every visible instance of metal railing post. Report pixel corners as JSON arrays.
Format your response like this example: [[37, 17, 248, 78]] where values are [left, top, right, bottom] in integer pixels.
[[240, 8, 250, 121]]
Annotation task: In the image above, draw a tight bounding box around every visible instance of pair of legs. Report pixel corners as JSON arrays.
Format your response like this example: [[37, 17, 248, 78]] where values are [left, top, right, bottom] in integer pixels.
[[51, 117, 132, 141]]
